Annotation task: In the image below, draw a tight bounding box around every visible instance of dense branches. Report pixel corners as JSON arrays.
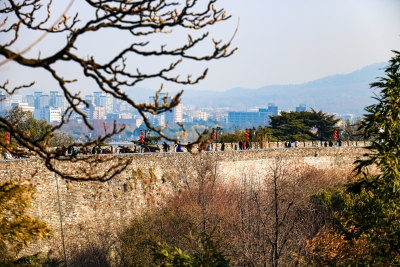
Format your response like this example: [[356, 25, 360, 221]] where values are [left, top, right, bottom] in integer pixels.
[[0, 0, 236, 181]]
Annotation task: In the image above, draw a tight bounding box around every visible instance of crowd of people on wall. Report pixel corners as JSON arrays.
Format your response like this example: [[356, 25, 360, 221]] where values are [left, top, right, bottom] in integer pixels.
[[2, 139, 351, 160], [283, 140, 343, 148]]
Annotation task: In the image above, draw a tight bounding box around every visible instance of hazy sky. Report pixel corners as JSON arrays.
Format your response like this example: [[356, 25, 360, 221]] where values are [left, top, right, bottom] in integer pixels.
[[1, 0, 400, 94], [202, 0, 400, 91]]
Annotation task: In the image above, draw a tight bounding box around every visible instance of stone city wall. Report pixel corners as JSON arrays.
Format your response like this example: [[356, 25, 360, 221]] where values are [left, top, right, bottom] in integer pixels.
[[0, 147, 368, 258], [125, 140, 370, 152]]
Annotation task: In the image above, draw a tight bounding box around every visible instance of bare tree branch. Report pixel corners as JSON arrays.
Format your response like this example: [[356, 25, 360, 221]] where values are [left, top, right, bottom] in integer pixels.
[[0, 0, 236, 180]]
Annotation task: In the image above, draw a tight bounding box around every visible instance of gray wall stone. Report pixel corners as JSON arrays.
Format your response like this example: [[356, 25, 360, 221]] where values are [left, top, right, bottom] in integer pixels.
[[0, 147, 368, 258]]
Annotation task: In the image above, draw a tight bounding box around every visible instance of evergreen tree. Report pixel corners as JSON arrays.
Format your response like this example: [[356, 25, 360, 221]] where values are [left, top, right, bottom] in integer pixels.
[[269, 110, 339, 141], [308, 51, 400, 265]]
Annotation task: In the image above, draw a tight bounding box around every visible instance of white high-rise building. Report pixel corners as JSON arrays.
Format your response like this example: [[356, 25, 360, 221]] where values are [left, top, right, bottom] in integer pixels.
[[45, 107, 61, 123], [165, 103, 183, 124], [106, 94, 113, 114], [18, 102, 35, 114]]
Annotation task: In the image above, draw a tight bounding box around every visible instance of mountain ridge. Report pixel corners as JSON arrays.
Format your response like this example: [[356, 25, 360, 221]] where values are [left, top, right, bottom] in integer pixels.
[[179, 62, 387, 114], [126, 62, 387, 115]]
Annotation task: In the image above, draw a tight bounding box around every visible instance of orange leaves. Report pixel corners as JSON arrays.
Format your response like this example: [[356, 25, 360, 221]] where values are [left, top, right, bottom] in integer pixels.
[[307, 224, 371, 265]]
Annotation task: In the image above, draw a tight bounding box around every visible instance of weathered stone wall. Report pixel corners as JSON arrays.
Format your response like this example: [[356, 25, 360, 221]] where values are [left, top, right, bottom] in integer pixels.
[[0, 147, 368, 258]]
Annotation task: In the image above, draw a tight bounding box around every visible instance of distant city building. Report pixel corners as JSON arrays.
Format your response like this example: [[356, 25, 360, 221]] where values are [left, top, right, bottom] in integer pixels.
[[34, 92, 42, 109], [257, 103, 278, 117], [113, 98, 122, 113], [39, 94, 50, 109], [11, 94, 23, 104], [45, 107, 62, 123], [106, 113, 119, 121], [91, 106, 106, 120], [192, 110, 208, 121], [85, 94, 94, 105], [0, 92, 6, 113], [267, 103, 278, 116], [118, 113, 133, 120], [147, 94, 183, 125], [49, 91, 58, 107], [106, 94, 114, 114], [18, 103, 35, 114], [165, 103, 183, 124], [296, 104, 307, 112], [228, 106, 277, 127], [99, 95, 106, 107], [148, 93, 167, 126], [5, 94, 24, 112], [93, 91, 107, 107], [26, 94, 35, 107], [34, 107, 61, 123], [54, 94, 67, 112]]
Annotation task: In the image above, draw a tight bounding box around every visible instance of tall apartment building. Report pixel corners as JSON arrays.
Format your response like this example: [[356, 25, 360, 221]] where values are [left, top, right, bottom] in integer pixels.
[[54, 94, 67, 112], [106, 94, 113, 114], [39, 94, 50, 109], [26, 94, 35, 107], [165, 103, 183, 124], [91, 106, 106, 120], [49, 91, 58, 107], [45, 107, 62, 123], [34, 92, 42, 109], [93, 91, 106, 107], [81, 91, 114, 121], [34, 107, 61, 123], [85, 94, 94, 105]]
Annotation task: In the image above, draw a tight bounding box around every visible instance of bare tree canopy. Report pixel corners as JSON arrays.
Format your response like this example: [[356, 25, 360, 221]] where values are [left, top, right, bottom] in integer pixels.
[[0, 0, 237, 181]]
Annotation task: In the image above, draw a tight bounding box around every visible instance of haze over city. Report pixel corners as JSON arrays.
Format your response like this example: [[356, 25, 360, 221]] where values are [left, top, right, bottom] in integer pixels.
[[1, 0, 399, 96]]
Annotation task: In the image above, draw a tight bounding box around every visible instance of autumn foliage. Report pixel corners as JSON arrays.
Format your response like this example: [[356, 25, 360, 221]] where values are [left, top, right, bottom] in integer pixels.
[[0, 181, 51, 263]]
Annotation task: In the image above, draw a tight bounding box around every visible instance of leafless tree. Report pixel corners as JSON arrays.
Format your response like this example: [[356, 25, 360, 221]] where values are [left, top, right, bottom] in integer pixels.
[[177, 155, 220, 232], [232, 158, 327, 266], [0, 0, 237, 181], [341, 118, 364, 141]]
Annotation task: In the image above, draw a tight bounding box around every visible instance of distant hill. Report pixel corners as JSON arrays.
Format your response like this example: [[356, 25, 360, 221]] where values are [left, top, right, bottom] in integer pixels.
[[127, 62, 387, 115], [180, 62, 387, 115]]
